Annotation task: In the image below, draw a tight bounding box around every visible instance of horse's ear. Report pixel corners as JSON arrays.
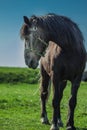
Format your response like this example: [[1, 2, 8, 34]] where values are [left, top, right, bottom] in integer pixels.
[[23, 16, 31, 26]]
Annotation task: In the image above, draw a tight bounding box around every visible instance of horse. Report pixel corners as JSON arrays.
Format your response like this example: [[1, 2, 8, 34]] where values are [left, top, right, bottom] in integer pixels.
[[20, 13, 86, 130]]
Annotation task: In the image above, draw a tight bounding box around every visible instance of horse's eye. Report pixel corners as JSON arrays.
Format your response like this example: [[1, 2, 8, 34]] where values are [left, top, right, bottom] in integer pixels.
[[32, 26, 37, 31]]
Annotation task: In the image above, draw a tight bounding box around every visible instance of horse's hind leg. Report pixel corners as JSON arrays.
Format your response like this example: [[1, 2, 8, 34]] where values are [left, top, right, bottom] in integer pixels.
[[66, 75, 82, 130], [40, 65, 50, 124]]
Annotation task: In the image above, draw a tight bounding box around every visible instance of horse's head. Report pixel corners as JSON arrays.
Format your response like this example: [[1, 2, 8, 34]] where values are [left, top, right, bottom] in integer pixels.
[[20, 16, 48, 69]]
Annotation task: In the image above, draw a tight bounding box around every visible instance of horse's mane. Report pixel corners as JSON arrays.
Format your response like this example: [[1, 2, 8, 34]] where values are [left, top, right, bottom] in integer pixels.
[[21, 13, 84, 50], [32, 14, 84, 49]]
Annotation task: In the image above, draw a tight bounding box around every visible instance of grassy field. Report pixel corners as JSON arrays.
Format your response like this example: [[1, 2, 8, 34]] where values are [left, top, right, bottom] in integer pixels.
[[0, 82, 87, 130], [0, 67, 39, 84]]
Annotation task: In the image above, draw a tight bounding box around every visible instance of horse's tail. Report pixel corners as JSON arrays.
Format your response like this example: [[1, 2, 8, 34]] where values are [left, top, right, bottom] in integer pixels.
[[46, 78, 51, 102]]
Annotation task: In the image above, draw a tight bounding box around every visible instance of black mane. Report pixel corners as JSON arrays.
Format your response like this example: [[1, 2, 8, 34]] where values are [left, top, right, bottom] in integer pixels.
[[29, 13, 84, 50]]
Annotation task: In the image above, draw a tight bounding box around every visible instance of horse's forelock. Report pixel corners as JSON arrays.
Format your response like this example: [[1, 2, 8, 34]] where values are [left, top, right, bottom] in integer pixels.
[[30, 15, 43, 29], [20, 24, 30, 39]]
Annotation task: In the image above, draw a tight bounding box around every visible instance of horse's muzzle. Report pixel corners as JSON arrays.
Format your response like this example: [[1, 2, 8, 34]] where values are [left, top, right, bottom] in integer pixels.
[[24, 51, 39, 69], [25, 57, 38, 69], [28, 60, 38, 69]]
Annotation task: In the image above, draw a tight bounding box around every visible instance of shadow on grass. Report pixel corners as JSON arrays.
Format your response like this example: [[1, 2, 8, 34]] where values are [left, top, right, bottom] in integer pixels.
[[76, 128, 87, 130]]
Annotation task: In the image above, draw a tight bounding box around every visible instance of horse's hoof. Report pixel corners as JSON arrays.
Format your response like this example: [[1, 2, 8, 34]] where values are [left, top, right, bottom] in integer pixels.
[[50, 124, 59, 130], [58, 119, 63, 127], [67, 126, 76, 130], [41, 117, 50, 125]]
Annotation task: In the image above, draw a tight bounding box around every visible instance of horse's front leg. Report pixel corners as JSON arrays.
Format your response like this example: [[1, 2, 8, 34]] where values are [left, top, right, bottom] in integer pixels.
[[40, 65, 50, 124], [57, 81, 67, 127]]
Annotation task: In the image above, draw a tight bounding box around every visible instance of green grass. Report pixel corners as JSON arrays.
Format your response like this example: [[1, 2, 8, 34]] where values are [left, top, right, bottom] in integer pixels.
[[0, 67, 39, 84], [0, 82, 87, 130]]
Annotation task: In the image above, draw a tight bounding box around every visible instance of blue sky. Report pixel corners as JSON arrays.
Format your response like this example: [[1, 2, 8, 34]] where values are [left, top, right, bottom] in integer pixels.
[[0, 0, 87, 68]]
